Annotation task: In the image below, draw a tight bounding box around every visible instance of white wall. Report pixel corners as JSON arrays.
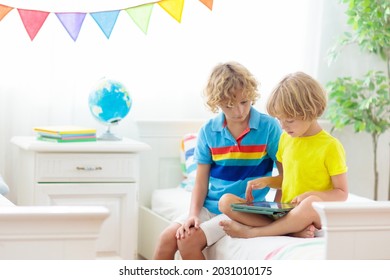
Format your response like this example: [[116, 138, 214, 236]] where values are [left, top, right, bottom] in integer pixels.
[[0, 0, 320, 123]]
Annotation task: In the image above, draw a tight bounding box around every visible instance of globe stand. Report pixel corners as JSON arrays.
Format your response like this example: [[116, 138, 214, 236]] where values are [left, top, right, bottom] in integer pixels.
[[89, 78, 132, 141], [98, 125, 122, 141]]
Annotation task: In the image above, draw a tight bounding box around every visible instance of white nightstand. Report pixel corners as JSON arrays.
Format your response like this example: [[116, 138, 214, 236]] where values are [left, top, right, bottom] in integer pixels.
[[10, 136, 150, 260]]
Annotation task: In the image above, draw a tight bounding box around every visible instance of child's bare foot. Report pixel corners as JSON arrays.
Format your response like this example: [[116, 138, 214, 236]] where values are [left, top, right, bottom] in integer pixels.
[[219, 220, 254, 238], [290, 224, 316, 238]]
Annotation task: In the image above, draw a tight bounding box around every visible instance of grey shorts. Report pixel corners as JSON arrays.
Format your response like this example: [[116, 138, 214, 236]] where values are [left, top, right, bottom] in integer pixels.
[[174, 208, 230, 247]]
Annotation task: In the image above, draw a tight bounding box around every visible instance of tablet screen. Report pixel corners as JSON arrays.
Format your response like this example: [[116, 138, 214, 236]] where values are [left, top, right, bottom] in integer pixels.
[[231, 201, 295, 213]]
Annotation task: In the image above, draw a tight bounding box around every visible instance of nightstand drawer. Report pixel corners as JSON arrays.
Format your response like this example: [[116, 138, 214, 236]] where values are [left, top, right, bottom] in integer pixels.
[[35, 153, 138, 183]]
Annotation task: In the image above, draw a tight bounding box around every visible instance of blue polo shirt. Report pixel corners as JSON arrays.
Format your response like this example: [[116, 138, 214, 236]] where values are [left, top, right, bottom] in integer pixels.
[[195, 107, 282, 214]]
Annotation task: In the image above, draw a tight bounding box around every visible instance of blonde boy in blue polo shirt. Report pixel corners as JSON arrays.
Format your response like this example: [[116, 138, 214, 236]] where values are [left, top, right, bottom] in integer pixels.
[[153, 62, 282, 260]]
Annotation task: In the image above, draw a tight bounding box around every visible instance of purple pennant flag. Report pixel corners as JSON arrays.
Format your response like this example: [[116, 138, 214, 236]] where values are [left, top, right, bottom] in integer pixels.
[[90, 10, 120, 39], [55, 12, 86, 41]]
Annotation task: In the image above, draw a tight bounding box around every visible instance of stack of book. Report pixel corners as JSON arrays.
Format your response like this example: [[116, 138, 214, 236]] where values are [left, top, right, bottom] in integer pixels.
[[34, 125, 97, 143]]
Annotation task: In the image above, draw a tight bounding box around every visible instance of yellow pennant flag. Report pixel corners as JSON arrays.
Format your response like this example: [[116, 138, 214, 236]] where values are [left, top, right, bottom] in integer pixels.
[[158, 0, 184, 23]]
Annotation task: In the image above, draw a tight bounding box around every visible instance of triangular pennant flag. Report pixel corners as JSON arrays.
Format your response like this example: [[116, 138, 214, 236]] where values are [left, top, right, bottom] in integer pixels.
[[0, 4, 13, 21], [55, 13, 86, 41], [125, 3, 154, 34], [90, 10, 120, 39], [158, 0, 184, 23], [199, 0, 213, 10], [17, 9, 49, 41]]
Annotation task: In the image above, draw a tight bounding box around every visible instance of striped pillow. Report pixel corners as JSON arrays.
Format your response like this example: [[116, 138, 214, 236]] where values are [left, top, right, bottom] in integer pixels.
[[179, 133, 197, 191]]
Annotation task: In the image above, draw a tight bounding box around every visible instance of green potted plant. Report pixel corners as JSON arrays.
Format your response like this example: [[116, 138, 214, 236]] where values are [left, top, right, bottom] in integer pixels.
[[326, 0, 390, 200]]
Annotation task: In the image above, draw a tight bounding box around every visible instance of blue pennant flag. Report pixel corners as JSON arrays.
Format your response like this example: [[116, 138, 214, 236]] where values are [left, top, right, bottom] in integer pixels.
[[90, 10, 120, 39]]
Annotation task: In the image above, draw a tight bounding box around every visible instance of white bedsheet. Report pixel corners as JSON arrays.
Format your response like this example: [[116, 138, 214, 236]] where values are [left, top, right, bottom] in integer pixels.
[[205, 235, 325, 260], [151, 187, 372, 260]]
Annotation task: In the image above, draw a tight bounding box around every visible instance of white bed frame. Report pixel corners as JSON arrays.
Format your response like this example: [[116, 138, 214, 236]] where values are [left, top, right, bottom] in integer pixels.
[[0, 194, 109, 259], [137, 119, 390, 260]]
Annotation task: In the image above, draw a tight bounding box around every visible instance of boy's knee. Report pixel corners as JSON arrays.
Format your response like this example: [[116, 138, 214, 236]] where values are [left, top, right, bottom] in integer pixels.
[[177, 228, 206, 257], [303, 195, 322, 205], [218, 193, 236, 214], [158, 224, 179, 246], [297, 195, 323, 216], [153, 224, 180, 259]]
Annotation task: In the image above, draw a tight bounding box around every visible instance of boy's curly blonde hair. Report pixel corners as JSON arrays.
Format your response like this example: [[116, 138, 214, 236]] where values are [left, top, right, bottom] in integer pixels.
[[203, 62, 260, 113], [267, 72, 327, 120]]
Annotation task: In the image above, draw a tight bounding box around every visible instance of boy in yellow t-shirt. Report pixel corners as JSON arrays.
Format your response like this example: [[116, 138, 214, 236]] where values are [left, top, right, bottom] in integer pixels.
[[218, 71, 348, 238]]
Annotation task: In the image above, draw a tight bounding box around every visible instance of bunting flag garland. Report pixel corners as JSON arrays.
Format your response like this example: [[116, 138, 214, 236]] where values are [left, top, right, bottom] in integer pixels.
[[56, 13, 87, 41], [17, 9, 49, 40], [158, 0, 185, 23], [0, 0, 213, 41], [90, 10, 120, 39], [0, 4, 12, 20], [199, 0, 213, 11], [125, 4, 154, 35]]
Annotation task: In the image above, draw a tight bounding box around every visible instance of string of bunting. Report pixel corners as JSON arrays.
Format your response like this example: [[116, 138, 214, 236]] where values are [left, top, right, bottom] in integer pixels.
[[0, 0, 213, 41]]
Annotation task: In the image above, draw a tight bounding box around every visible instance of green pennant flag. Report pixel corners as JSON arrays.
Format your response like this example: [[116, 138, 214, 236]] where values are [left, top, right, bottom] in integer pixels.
[[125, 3, 154, 34]]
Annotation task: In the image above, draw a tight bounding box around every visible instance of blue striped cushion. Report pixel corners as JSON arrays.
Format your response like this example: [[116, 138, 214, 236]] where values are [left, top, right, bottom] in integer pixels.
[[179, 133, 197, 191]]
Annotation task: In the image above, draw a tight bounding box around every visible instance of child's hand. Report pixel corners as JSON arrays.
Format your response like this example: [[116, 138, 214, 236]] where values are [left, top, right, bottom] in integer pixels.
[[245, 178, 267, 202], [291, 193, 308, 205], [292, 192, 323, 207], [175, 216, 200, 240]]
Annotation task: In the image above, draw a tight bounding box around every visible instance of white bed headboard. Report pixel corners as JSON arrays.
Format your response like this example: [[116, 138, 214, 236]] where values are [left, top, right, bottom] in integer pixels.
[[137, 119, 205, 207]]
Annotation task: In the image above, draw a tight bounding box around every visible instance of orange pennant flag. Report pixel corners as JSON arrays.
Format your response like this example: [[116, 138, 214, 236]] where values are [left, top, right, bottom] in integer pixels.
[[158, 0, 184, 23], [18, 9, 50, 41], [0, 4, 13, 21], [199, 0, 213, 10]]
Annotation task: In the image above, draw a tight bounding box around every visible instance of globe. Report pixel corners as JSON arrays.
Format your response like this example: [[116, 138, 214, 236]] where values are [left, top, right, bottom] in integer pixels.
[[88, 78, 132, 140]]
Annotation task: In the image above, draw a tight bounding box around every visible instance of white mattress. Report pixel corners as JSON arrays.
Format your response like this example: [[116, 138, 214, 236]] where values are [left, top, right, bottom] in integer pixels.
[[0, 195, 14, 206], [151, 187, 373, 260], [151, 187, 192, 221]]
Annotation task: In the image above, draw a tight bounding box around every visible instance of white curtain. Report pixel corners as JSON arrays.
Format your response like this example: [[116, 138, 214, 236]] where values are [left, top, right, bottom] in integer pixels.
[[0, 0, 324, 200]]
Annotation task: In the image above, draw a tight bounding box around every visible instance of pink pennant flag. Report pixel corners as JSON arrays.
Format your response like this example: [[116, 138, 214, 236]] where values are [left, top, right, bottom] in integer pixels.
[[55, 12, 86, 41], [17, 9, 49, 41], [0, 4, 13, 21], [125, 3, 154, 34], [90, 10, 120, 39], [199, 0, 213, 10], [158, 0, 184, 23]]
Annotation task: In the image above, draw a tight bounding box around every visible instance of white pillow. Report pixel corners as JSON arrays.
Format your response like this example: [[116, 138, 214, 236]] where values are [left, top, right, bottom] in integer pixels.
[[0, 175, 9, 195]]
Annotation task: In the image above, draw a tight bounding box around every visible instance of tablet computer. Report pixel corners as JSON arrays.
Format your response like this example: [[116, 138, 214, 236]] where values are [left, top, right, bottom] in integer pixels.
[[231, 201, 295, 216]]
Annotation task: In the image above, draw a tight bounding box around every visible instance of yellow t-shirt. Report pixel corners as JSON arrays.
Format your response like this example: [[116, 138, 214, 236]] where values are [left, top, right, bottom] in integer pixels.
[[276, 130, 347, 203]]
